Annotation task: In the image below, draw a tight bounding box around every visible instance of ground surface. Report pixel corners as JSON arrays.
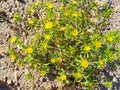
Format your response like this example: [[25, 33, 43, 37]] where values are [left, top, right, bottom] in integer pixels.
[[0, 0, 120, 90]]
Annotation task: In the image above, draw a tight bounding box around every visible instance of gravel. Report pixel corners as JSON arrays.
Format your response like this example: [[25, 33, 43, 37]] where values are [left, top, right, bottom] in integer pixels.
[[0, 0, 120, 90]]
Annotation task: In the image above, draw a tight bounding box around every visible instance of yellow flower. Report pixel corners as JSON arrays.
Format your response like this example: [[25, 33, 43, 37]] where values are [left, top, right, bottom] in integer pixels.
[[79, 10, 85, 13], [42, 43, 48, 50], [71, 29, 78, 36], [26, 47, 33, 54], [34, 2, 39, 6], [98, 60, 104, 65], [59, 6, 63, 10], [13, 13, 20, 21], [95, 41, 101, 48], [60, 27, 66, 32], [60, 74, 66, 81], [28, 20, 34, 25], [55, 20, 59, 25], [89, 83, 94, 90], [45, 34, 51, 40], [57, 57, 62, 63], [40, 70, 46, 76], [56, 38, 62, 44], [64, 10, 71, 16], [33, 63, 37, 68], [45, 22, 53, 29], [10, 54, 16, 61], [27, 7, 34, 14], [81, 59, 89, 68], [72, 13, 79, 17], [46, 2, 54, 9], [71, 1, 77, 5], [51, 58, 55, 63], [17, 62, 23, 67], [75, 73, 82, 79], [10, 36, 17, 43], [84, 45, 91, 51], [107, 36, 113, 42], [70, 49, 76, 55], [83, 15, 88, 20], [13, 14, 19, 19]]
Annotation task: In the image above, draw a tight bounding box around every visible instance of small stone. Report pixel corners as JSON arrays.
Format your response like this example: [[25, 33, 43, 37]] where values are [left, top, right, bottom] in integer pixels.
[[113, 77, 118, 83], [7, 80, 12, 85], [1, 66, 6, 70], [54, 0, 57, 2], [3, 76, 8, 83], [17, 87, 21, 90], [109, 71, 114, 76], [14, 71, 18, 82]]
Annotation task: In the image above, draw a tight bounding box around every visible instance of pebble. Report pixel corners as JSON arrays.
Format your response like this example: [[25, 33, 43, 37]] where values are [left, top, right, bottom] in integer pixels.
[[7, 80, 12, 85], [113, 77, 118, 83]]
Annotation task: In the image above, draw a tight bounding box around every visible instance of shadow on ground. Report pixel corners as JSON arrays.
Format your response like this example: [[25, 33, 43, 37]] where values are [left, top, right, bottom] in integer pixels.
[[0, 81, 12, 90], [95, 61, 120, 90]]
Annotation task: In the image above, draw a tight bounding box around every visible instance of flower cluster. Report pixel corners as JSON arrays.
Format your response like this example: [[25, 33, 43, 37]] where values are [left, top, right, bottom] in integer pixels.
[[8, 0, 120, 89]]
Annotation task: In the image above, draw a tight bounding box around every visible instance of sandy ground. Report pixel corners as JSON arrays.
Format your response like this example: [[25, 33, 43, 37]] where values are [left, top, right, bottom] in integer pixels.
[[0, 0, 120, 90]]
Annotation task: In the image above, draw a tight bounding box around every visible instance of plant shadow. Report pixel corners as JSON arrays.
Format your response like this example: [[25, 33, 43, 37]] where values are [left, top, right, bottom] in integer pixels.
[[95, 61, 120, 90]]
